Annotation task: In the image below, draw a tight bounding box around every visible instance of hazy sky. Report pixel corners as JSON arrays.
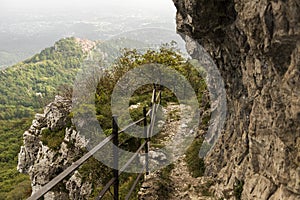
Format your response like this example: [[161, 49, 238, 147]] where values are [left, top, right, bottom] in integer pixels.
[[0, 0, 176, 16]]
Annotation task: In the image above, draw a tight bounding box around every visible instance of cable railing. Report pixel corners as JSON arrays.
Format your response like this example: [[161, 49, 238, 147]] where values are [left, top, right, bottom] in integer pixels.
[[27, 85, 161, 200]]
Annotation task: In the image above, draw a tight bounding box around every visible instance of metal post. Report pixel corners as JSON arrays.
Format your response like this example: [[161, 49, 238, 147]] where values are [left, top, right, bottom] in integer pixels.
[[112, 116, 119, 200], [143, 107, 149, 175], [153, 85, 157, 104], [149, 86, 156, 138], [159, 88, 162, 104]]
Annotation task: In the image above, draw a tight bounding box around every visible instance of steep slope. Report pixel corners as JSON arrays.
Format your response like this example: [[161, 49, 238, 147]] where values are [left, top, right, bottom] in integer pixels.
[[2, 36, 188, 199], [0, 37, 94, 199], [17, 95, 94, 199], [18, 40, 208, 200], [173, 0, 299, 199], [0, 37, 89, 120]]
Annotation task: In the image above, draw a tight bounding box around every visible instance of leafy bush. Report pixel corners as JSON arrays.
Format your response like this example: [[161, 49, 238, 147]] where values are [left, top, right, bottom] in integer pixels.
[[40, 128, 65, 150], [95, 44, 206, 131]]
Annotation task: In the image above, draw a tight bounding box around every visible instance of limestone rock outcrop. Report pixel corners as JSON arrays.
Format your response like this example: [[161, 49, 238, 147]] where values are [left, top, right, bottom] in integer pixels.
[[17, 96, 91, 199], [173, 0, 300, 199]]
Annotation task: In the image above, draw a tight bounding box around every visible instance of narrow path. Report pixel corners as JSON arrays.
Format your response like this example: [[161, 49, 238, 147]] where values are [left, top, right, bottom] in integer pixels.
[[138, 104, 215, 200], [168, 154, 214, 200]]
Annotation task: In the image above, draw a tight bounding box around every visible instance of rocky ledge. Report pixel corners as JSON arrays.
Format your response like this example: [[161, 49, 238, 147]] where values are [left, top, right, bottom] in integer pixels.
[[173, 0, 299, 199], [17, 96, 91, 199]]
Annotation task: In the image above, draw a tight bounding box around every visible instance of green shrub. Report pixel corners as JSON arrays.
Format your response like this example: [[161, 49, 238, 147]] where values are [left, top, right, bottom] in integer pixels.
[[185, 137, 205, 178], [0, 119, 32, 199], [40, 128, 65, 150], [119, 173, 144, 200], [234, 179, 244, 200], [4, 177, 31, 200], [156, 164, 175, 199]]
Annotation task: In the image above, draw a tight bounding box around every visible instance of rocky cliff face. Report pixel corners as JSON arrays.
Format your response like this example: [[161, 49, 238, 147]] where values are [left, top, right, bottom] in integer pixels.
[[17, 96, 92, 199], [173, 0, 299, 199]]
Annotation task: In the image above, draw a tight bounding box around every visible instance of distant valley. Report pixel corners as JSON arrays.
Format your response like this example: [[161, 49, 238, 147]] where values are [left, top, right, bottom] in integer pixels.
[[0, 10, 176, 68]]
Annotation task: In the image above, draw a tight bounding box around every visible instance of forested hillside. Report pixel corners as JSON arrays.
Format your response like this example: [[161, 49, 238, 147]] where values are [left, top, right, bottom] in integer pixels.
[[0, 38, 85, 120], [0, 36, 158, 198], [1, 36, 208, 199], [0, 37, 87, 199]]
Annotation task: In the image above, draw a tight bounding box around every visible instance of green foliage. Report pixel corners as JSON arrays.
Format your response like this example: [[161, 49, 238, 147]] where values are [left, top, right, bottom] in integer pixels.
[[91, 45, 208, 198], [0, 105, 35, 120], [156, 164, 175, 199], [0, 50, 35, 69], [118, 173, 144, 200], [0, 173, 31, 200], [40, 128, 66, 151], [0, 37, 85, 120], [0, 37, 86, 198], [91, 44, 207, 199], [202, 114, 211, 126], [85, 159, 142, 200], [0, 119, 32, 165], [0, 40, 208, 199], [234, 179, 244, 200], [79, 157, 112, 198], [185, 137, 205, 178], [40, 115, 72, 151], [0, 119, 32, 199], [95, 44, 206, 131], [92, 38, 149, 67], [25, 37, 84, 67]]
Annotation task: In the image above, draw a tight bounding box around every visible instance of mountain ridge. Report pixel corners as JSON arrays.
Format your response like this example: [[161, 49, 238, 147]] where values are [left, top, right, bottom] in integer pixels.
[[0, 37, 93, 199]]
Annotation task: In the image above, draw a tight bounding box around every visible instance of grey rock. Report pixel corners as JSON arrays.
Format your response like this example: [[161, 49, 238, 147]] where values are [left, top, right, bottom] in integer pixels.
[[44, 95, 71, 131], [17, 96, 91, 199], [66, 171, 92, 200], [173, 0, 300, 199]]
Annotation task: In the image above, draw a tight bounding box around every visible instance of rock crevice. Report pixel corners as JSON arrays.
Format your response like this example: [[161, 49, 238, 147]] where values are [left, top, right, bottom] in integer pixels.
[[17, 96, 91, 199], [173, 0, 300, 199]]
